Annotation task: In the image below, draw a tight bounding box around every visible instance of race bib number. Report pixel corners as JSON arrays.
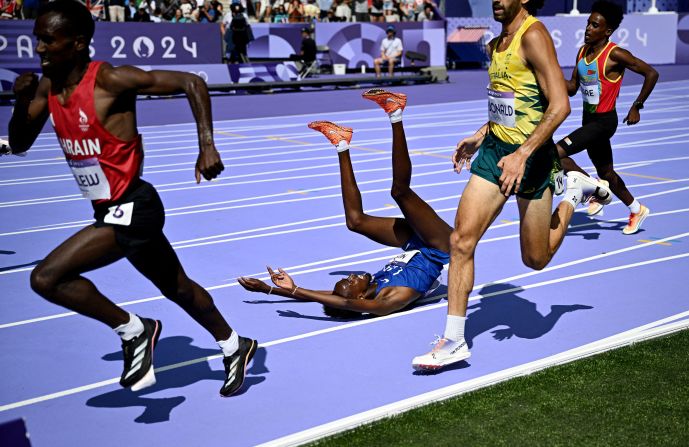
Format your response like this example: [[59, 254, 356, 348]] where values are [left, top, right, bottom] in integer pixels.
[[68, 158, 111, 200], [487, 88, 516, 128], [389, 250, 420, 266], [580, 80, 600, 105], [104, 202, 134, 226]]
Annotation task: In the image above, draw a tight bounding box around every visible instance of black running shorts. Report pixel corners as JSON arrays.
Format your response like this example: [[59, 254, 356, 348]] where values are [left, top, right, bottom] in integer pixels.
[[557, 110, 618, 167], [92, 180, 165, 256]]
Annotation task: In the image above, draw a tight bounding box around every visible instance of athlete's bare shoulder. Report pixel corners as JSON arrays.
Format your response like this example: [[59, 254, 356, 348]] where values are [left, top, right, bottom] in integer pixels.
[[608, 45, 633, 63], [521, 20, 553, 48], [521, 20, 557, 63], [95, 61, 130, 86]]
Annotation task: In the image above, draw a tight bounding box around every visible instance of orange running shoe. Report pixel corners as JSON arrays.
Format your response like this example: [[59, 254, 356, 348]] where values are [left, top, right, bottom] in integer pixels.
[[622, 205, 650, 235], [307, 121, 353, 146], [361, 88, 407, 114]]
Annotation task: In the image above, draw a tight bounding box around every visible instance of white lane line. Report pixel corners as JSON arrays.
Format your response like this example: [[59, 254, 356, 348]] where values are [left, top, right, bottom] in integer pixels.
[[0, 141, 454, 187], [5, 127, 689, 195], [0, 161, 451, 208], [0, 250, 686, 413], [9, 79, 687, 144], [0, 172, 686, 245], [258, 313, 689, 447], [4, 150, 688, 226], [6, 116, 688, 170], [6, 82, 686, 161], [1, 180, 688, 280], [1, 205, 687, 329], [0, 174, 457, 236]]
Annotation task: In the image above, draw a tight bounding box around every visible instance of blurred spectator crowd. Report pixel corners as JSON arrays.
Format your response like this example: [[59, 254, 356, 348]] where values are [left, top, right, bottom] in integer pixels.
[[0, 0, 441, 23]]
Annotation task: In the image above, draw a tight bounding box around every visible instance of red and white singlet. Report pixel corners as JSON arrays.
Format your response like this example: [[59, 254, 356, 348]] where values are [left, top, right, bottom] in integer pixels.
[[576, 41, 623, 114], [48, 61, 144, 205]]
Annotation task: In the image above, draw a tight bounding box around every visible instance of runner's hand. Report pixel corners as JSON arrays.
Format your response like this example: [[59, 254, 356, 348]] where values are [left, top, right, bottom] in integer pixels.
[[237, 277, 271, 294], [452, 133, 484, 174], [623, 107, 640, 125], [267, 266, 295, 290], [195, 146, 224, 183], [12, 72, 39, 102], [497, 151, 527, 197]]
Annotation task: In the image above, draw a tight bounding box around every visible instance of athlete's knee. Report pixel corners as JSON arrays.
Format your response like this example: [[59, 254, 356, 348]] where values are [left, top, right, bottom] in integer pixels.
[[390, 183, 412, 202], [596, 167, 618, 183], [449, 229, 477, 258], [166, 278, 217, 313], [30, 263, 60, 299], [521, 252, 548, 271]]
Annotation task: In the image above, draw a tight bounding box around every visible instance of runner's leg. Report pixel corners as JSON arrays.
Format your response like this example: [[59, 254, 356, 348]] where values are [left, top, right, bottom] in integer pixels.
[[126, 234, 232, 341], [590, 140, 634, 206], [557, 143, 589, 176], [308, 120, 413, 247], [390, 119, 452, 253], [448, 175, 507, 317], [516, 188, 575, 270], [412, 175, 507, 370], [30, 225, 129, 328]]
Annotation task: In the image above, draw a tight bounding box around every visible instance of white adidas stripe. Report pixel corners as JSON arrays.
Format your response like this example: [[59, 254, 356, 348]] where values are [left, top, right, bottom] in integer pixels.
[[226, 357, 240, 382], [124, 340, 148, 380]]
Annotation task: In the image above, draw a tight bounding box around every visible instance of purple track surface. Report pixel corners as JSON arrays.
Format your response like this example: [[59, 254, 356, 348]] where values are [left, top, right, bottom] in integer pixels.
[[1, 67, 689, 446]]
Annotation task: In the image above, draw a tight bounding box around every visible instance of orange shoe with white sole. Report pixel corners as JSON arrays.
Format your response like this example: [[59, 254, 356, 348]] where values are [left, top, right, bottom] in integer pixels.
[[362, 88, 407, 114], [308, 121, 353, 147], [622, 205, 650, 235]]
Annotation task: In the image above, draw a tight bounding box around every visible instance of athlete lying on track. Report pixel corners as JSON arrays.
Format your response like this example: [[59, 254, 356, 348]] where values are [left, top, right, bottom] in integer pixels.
[[238, 89, 450, 317]]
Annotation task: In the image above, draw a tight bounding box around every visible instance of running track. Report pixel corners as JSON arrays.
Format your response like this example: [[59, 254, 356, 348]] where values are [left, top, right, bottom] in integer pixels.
[[1, 78, 689, 446]]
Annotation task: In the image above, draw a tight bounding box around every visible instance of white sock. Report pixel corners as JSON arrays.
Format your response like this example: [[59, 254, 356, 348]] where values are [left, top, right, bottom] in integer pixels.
[[562, 186, 582, 210], [389, 108, 403, 123], [628, 199, 641, 214], [444, 315, 467, 342], [114, 313, 145, 341], [336, 140, 349, 153], [218, 331, 239, 357]]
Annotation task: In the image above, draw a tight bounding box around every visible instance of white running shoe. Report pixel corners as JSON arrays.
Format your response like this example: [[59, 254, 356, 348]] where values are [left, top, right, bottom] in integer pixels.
[[412, 336, 471, 371], [566, 172, 612, 205], [553, 169, 565, 196], [587, 179, 608, 215], [0, 139, 11, 155]]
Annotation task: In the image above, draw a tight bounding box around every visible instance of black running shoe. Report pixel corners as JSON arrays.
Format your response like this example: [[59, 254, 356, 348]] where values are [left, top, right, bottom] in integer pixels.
[[119, 317, 162, 391], [220, 336, 257, 397]]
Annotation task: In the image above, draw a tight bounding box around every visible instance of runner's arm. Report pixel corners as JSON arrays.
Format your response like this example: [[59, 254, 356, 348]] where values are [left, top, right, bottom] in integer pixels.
[[610, 48, 658, 125], [101, 64, 223, 182], [518, 22, 570, 156], [238, 276, 335, 298], [239, 276, 419, 316], [8, 74, 50, 154]]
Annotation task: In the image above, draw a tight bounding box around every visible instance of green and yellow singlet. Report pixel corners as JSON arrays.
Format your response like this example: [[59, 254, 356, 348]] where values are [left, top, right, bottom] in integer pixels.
[[487, 15, 547, 145]]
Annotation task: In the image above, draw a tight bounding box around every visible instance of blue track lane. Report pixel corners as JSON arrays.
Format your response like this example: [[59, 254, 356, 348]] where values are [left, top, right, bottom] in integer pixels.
[[1, 80, 689, 446]]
